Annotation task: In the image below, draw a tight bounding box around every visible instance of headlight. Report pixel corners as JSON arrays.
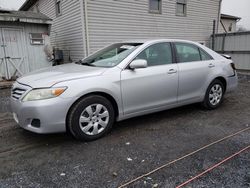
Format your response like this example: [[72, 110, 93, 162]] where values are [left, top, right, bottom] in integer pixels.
[[22, 87, 67, 102]]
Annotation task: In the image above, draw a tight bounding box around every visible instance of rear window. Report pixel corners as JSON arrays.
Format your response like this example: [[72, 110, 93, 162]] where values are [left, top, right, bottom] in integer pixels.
[[175, 43, 201, 63], [175, 42, 213, 63], [199, 49, 213, 61]]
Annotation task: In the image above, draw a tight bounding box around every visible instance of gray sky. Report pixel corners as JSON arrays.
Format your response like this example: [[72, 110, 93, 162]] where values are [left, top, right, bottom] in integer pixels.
[[0, 0, 250, 30], [221, 0, 250, 30]]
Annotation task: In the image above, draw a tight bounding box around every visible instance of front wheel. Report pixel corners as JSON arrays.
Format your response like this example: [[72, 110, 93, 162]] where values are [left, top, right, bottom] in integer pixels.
[[202, 79, 225, 110], [67, 95, 115, 141]]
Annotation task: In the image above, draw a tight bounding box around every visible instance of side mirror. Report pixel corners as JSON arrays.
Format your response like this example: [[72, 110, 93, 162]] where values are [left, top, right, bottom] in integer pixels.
[[129, 59, 147, 69]]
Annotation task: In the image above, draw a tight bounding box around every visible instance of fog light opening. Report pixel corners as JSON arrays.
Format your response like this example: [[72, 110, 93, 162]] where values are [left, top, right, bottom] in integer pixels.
[[31, 119, 41, 128]]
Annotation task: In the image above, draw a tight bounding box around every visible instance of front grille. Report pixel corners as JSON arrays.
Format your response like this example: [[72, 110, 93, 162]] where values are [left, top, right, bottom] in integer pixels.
[[11, 87, 27, 100]]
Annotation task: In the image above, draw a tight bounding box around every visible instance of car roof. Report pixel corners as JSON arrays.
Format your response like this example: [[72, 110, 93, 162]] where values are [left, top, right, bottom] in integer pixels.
[[122, 39, 199, 44]]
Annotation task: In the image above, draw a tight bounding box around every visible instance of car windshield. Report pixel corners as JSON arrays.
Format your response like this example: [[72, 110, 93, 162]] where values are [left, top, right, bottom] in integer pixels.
[[80, 43, 143, 67]]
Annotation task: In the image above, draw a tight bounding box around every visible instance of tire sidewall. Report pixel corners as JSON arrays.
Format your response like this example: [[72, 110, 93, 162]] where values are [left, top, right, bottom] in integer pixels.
[[204, 79, 225, 109], [68, 95, 115, 141]]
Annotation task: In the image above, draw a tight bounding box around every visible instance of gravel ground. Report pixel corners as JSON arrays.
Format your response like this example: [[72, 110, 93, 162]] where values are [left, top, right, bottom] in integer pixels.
[[0, 76, 249, 188]]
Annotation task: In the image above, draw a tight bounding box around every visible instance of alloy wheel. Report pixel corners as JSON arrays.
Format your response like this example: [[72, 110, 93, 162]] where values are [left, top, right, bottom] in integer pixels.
[[209, 84, 223, 106]]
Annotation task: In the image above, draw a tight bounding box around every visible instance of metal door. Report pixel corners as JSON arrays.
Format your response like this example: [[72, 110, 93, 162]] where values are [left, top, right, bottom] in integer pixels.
[[121, 64, 178, 115], [0, 28, 28, 80], [0, 29, 7, 79]]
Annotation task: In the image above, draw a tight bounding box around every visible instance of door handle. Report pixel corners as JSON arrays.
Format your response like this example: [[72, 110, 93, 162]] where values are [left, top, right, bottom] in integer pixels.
[[168, 69, 177, 74], [208, 63, 215, 68]]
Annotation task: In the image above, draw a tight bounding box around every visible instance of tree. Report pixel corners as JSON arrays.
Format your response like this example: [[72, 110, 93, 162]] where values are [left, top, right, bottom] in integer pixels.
[[237, 25, 248, 32]]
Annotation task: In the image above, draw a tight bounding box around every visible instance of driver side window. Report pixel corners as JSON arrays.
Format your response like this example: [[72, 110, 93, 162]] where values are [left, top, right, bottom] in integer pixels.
[[135, 43, 173, 66]]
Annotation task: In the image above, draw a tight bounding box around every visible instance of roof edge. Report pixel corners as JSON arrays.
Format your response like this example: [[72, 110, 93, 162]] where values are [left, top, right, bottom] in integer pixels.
[[19, 0, 38, 11], [221, 13, 241, 20]]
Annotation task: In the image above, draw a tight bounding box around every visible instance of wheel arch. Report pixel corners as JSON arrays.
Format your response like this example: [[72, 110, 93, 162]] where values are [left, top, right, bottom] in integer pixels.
[[66, 91, 119, 132], [214, 76, 227, 92]]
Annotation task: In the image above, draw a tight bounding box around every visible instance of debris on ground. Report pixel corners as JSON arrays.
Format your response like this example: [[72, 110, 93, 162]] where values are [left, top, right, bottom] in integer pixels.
[[127, 157, 132, 161], [153, 183, 159, 187]]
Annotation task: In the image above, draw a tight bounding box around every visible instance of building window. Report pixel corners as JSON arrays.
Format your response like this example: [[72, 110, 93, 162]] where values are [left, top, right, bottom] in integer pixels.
[[228, 23, 233, 32], [55, 0, 62, 16], [29, 33, 44, 45], [149, 0, 162, 14], [176, 0, 187, 16]]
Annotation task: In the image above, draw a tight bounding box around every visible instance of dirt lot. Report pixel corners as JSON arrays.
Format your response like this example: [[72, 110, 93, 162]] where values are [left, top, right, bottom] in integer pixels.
[[0, 76, 249, 188]]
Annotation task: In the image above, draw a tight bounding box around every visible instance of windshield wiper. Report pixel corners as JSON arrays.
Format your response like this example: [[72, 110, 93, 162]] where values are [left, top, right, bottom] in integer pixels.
[[75, 60, 95, 66]]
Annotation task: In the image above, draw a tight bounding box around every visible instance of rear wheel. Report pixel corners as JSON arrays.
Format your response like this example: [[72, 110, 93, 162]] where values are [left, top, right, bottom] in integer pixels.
[[67, 95, 115, 141], [202, 79, 225, 110]]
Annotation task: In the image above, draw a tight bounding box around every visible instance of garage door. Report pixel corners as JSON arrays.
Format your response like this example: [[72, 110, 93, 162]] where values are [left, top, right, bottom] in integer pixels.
[[0, 28, 28, 80]]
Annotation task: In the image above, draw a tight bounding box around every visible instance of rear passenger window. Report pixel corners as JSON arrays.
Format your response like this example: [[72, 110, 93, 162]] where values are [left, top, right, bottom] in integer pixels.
[[199, 49, 213, 61], [175, 43, 201, 63]]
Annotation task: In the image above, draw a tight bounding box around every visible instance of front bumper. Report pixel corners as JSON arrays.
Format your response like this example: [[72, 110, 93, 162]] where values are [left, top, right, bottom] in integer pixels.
[[10, 96, 73, 134]]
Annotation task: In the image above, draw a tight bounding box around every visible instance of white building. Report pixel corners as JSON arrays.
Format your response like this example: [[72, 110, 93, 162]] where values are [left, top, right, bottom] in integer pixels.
[[20, 0, 222, 61], [0, 9, 52, 80], [218, 13, 241, 33]]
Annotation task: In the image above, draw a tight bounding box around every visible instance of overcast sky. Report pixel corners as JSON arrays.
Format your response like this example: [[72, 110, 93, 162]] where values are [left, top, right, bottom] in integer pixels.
[[0, 0, 249, 30]]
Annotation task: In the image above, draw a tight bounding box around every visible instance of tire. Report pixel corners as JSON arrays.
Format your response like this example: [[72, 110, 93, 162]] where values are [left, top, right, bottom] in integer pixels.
[[67, 95, 115, 141], [202, 79, 225, 110]]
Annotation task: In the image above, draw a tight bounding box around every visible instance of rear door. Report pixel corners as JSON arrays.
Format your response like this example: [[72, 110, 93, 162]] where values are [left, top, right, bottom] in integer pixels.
[[174, 42, 214, 103]]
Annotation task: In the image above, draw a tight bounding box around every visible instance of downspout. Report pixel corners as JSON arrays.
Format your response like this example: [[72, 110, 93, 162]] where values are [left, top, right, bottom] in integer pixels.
[[84, 0, 90, 56], [217, 0, 222, 33], [80, 0, 87, 57]]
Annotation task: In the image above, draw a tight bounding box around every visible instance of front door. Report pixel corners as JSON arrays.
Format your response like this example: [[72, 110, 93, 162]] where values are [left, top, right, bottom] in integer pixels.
[[121, 42, 178, 115], [0, 28, 28, 80]]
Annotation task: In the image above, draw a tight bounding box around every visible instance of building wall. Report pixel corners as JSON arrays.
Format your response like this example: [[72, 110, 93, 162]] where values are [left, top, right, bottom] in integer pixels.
[[30, 0, 85, 61], [0, 21, 50, 79], [218, 18, 237, 33], [86, 0, 220, 54], [28, 0, 220, 58]]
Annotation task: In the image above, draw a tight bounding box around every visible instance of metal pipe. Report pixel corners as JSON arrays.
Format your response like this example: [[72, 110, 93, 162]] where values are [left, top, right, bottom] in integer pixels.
[[84, 0, 90, 56], [217, 0, 222, 33], [212, 20, 216, 50], [80, 0, 87, 57], [220, 19, 228, 33]]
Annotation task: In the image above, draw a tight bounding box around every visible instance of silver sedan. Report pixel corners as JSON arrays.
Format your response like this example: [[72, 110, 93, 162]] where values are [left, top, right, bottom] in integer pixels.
[[11, 39, 238, 140]]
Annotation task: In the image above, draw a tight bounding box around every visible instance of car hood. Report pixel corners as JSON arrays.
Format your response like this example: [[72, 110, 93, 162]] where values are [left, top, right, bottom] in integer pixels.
[[17, 63, 107, 88]]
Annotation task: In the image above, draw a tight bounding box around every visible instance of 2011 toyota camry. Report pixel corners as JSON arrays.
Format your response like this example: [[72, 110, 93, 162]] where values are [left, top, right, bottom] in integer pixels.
[[11, 39, 238, 140]]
